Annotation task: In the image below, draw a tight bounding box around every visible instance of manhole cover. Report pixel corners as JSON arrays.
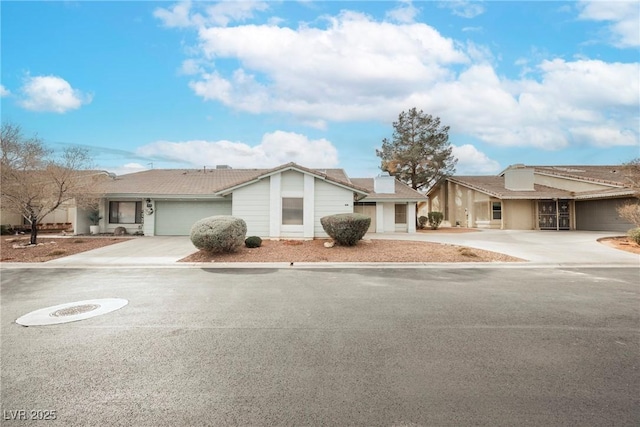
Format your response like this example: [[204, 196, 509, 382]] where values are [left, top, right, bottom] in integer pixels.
[[16, 298, 128, 326], [51, 304, 101, 317]]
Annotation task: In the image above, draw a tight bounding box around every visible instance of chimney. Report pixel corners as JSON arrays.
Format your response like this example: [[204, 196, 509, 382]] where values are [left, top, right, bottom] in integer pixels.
[[374, 172, 395, 194], [504, 165, 534, 191], [216, 165, 231, 170]]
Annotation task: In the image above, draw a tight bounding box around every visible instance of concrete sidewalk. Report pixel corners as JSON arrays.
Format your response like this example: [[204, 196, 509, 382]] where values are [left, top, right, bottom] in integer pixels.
[[3, 230, 638, 268]]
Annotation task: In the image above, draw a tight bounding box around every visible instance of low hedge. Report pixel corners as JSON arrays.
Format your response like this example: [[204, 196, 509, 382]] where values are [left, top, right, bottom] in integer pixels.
[[320, 213, 370, 246]]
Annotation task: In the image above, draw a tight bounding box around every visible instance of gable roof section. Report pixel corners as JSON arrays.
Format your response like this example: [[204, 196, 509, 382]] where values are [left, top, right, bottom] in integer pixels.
[[350, 178, 427, 202], [441, 164, 637, 200], [214, 162, 369, 196]]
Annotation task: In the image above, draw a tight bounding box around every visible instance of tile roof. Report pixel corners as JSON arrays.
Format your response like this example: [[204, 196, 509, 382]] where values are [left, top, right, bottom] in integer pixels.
[[95, 168, 265, 196], [350, 178, 427, 201], [449, 176, 574, 199], [530, 165, 630, 187], [94, 163, 373, 197]]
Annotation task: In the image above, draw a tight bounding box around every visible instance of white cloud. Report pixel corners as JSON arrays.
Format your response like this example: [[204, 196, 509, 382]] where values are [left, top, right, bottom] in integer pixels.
[[202, 0, 269, 27], [452, 144, 501, 174], [440, 1, 486, 19], [179, 59, 203, 75], [136, 131, 339, 169], [19, 75, 92, 113], [578, 0, 640, 48], [157, 3, 639, 151], [386, 0, 420, 24], [189, 10, 467, 120], [154, 0, 268, 28], [0, 84, 10, 97], [153, 0, 196, 28], [425, 60, 639, 150]]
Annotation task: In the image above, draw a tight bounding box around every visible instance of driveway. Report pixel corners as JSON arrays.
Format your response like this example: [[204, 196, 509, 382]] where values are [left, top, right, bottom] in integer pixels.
[[372, 229, 640, 265], [35, 230, 639, 267]]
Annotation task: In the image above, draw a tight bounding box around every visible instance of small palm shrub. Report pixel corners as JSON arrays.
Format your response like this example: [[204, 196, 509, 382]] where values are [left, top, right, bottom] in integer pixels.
[[245, 236, 262, 248], [628, 227, 640, 245], [320, 213, 371, 246], [190, 215, 247, 253], [427, 211, 444, 230]]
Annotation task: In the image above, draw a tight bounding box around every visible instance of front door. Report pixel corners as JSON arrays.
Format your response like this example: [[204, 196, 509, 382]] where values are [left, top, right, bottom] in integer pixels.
[[538, 200, 570, 230]]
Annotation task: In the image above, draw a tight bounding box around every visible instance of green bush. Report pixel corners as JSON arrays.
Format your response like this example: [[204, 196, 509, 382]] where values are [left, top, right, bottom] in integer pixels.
[[245, 236, 262, 248], [0, 225, 14, 235], [417, 216, 428, 230], [427, 211, 444, 230], [190, 215, 247, 253], [320, 213, 371, 246], [628, 227, 640, 245]]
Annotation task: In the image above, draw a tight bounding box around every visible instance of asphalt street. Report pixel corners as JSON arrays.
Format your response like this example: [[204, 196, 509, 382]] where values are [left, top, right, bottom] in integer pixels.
[[1, 267, 638, 426]]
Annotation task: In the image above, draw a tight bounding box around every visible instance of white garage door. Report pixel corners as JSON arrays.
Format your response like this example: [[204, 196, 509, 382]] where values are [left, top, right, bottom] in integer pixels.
[[155, 201, 232, 235]]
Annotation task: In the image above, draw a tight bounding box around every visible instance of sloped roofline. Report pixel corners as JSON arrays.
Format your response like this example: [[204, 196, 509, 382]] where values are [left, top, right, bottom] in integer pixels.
[[214, 162, 369, 196], [499, 164, 627, 187]]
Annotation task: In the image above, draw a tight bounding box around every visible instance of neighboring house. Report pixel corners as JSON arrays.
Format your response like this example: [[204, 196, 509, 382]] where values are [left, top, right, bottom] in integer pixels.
[[88, 162, 426, 237], [426, 164, 637, 232]]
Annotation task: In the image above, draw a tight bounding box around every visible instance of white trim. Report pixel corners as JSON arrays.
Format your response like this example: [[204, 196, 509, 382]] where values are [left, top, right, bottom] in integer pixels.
[[303, 174, 315, 238], [269, 174, 281, 238]]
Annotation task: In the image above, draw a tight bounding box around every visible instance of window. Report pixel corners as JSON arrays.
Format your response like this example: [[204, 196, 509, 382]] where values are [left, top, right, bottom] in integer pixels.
[[394, 204, 407, 224], [109, 201, 142, 224], [282, 198, 303, 225], [492, 202, 502, 220]]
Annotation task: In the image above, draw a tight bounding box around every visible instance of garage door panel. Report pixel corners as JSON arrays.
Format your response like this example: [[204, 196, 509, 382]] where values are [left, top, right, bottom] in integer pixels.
[[155, 201, 232, 235], [575, 198, 635, 232]]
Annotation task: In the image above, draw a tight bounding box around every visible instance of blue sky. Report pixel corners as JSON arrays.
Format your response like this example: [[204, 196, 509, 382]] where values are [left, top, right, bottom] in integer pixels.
[[1, 1, 639, 179]]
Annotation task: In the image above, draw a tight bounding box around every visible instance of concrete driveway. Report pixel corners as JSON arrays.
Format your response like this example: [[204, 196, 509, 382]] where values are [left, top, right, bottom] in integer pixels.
[[25, 229, 639, 267]]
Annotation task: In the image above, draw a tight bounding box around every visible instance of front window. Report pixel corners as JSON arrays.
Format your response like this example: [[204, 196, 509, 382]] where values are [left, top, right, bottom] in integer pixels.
[[282, 198, 303, 225], [109, 201, 142, 224], [395, 204, 407, 224], [492, 202, 502, 220]]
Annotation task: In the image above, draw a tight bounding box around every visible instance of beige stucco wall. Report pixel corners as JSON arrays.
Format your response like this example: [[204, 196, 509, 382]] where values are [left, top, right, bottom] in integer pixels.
[[503, 200, 535, 230]]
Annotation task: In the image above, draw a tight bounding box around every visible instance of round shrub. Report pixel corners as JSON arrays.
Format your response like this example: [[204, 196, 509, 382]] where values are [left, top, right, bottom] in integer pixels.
[[417, 216, 428, 230], [628, 227, 640, 245], [320, 213, 371, 246], [190, 215, 247, 253], [245, 236, 262, 248], [427, 211, 444, 230]]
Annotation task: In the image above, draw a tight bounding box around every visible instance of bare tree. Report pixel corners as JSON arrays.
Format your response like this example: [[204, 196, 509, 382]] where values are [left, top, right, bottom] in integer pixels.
[[1, 122, 99, 244], [617, 158, 640, 227]]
